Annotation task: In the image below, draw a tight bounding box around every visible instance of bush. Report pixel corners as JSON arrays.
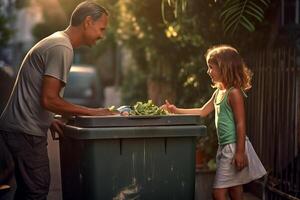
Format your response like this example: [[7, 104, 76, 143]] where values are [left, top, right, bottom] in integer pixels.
[[121, 67, 148, 106]]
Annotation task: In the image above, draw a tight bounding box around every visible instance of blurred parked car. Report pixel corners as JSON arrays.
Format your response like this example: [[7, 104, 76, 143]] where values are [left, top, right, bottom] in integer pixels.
[[64, 65, 104, 108]]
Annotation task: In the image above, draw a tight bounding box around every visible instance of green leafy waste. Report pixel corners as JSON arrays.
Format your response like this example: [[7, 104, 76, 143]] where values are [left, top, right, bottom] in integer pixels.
[[130, 100, 169, 116]]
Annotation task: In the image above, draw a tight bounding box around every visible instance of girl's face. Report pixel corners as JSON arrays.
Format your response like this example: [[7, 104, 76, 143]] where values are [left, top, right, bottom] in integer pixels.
[[207, 63, 222, 83]]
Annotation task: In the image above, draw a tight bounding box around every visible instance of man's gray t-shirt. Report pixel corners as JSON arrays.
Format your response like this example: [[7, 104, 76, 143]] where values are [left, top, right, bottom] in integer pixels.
[[0, 31, 73, 136]]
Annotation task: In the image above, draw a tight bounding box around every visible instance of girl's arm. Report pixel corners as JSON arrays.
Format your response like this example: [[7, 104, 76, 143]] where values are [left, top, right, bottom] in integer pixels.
[[163, 91, 216, 117], [228, 88, 247, 170]]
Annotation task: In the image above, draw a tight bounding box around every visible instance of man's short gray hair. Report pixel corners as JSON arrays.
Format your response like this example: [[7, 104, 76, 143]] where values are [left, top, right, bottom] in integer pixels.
[[70, 1, 108, 26]]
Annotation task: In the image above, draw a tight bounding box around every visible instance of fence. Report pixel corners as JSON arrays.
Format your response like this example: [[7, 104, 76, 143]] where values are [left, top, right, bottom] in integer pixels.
[[245, 48, 300, 199]]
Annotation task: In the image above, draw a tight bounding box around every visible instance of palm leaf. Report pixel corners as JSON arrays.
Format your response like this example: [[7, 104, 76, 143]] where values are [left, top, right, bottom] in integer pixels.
[[223, 10, 242, 27], [221, 0, 270, 34], [220, 3, 242, 18], [181, 0, 187, 12], [246, 4, 264, 18], [248, 1, 264, 13], [161, 0, 168, 24], [245, 10, 263, 22], [224, 0, 240, 8], [174, 0, 178, 18], [221, 4, 242, 21], [241, 15, 255, 31], [258, 0, 270, 7], [224, 14, 241, 33], [161, 0, 187, 24]]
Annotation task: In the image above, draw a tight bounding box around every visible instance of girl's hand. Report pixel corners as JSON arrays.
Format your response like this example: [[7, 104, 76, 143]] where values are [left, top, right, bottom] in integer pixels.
[[161, 100, 178, 114], [233, 152, 248, 171]]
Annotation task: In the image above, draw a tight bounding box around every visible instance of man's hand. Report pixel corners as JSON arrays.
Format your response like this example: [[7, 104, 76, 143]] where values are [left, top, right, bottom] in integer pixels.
[[233, 152, 248, 171], [50, 119, 65, 140]]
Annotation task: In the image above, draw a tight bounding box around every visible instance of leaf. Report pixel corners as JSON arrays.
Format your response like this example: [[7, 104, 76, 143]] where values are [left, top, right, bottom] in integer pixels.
[[161, 0, 187, 23], [181, 0, 187, 12], [240, 20, 254, 31], [224, 0, 240, 8], [220, 3, 241, 18], [223, 11, 242, 27], [246, 4, 264, 18], [248, 1, 264, 13], [258, 0, 270, 7], [241, 15, 255, 31], [174, 0, 178, 18], [220, 0, 270, 34], [224, 15, 240, 34], [221, 5, 241, 22], [161, 0, 168, 24], [245, 10, 263, 22]]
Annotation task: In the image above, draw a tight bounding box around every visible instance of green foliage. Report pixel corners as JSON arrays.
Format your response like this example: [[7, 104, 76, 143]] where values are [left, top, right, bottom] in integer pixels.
[[121, 67, 148, 105], [32, 13, 67, 41], [162, 0, 270, 35], [15, 0, 31, 9], [90, 0, 119, 59], [116, 0, 174, 70], [32, 0, 117, 65], [31, 0, 68, 41], [116, 0, 220, 164], [0, 15, 12, 46], [0, 3, 13, 46], [197, 115, 218, 163], [220, 0, 270, 34], [116, 0, 217, 88], [116, 0, 223, 107], [58, 0, 83, 19], [117, 0, 272, 164], [161, 0, 187, 23]]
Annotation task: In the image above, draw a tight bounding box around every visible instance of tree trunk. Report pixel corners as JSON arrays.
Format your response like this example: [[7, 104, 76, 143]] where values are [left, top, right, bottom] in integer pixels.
[[146, 58, 177, 105], [147, 78, 176, 106]]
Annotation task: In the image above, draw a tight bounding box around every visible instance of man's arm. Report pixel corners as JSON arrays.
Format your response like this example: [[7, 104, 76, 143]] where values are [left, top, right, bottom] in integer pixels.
[[41, 75, 111, 116]]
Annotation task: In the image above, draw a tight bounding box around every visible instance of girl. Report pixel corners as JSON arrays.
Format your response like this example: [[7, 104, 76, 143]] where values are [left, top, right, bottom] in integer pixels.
[[162, 45, 266, 200]]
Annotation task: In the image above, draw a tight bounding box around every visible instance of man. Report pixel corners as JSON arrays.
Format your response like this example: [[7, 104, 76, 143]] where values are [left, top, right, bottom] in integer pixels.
[[0, 1, 114, 199]]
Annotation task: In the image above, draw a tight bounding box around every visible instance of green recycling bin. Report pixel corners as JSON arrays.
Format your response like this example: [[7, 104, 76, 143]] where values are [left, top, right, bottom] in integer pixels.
[[59, 115, 206, 200]]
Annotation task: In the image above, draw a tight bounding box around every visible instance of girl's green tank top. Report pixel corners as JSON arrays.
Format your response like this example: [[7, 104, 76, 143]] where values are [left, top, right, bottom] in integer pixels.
[[214, 87, 238, 145]]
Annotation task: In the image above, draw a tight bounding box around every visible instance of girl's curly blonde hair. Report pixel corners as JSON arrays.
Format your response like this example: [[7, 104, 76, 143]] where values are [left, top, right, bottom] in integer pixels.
[[205, 45, 253, 90]]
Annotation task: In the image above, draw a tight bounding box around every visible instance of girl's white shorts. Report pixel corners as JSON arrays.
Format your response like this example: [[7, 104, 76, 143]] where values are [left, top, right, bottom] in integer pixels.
[[213, 138, 267, 188]]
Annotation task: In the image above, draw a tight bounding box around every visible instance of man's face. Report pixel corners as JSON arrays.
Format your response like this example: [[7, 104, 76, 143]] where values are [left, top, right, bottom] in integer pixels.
[[83, 14, 108, 47]]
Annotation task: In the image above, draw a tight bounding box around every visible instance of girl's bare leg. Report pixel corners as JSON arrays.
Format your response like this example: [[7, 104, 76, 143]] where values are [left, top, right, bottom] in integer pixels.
[[228, 185, 243, 200], [213, 188, 228, 200]]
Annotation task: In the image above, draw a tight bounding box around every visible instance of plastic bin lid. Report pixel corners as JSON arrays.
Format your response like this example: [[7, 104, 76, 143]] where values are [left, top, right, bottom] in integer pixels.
[[67, 114, 202, 128]]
